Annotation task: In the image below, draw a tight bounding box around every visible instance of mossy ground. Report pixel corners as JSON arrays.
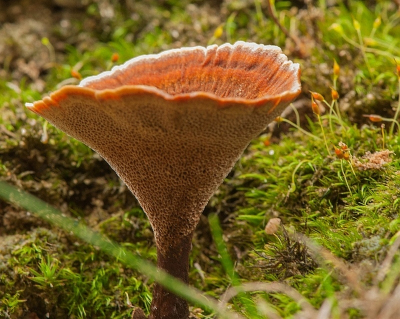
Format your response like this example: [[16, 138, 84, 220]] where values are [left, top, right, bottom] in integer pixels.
[[1, 0, 400, 318]]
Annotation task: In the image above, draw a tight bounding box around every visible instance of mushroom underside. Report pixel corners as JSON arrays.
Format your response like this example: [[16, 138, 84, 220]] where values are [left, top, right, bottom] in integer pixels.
[[27, 41, 302, 319]]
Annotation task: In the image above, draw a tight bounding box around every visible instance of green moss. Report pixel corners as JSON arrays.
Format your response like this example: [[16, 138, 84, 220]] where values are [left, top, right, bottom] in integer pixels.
[[0, 228, 152, 318]]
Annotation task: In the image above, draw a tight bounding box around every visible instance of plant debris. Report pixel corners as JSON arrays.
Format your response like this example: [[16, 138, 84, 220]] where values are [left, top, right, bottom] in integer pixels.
[[353, 150, 394, 171], [252, 225, 317, 278]]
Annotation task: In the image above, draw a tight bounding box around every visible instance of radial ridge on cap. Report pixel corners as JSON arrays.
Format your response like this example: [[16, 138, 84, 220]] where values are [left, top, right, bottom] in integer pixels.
[[79, 42, 300, 94]]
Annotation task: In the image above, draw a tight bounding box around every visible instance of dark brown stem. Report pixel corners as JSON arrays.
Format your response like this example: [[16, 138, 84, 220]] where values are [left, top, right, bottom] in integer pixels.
[[148, 233, 193, 319]]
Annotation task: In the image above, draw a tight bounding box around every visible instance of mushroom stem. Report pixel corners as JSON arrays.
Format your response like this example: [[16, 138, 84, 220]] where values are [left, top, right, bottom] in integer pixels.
[[149, 233, 193, 319]]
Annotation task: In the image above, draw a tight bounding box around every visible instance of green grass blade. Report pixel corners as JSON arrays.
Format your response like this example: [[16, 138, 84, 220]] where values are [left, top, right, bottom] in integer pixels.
[[209, 213, 261, 317], [0, 181, 238, 319]]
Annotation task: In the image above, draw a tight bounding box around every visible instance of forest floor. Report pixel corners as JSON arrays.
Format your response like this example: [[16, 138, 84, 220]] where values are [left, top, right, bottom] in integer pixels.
[[1, 0, 400, 318]]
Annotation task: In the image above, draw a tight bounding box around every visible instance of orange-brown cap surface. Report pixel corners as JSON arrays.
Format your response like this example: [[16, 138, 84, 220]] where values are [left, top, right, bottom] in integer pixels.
[[26, 42, 301, 253]]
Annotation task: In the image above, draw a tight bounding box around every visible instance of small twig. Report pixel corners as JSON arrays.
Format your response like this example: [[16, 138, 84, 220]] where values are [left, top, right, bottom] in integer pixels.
[[0, 125, 17, 138], [375, 231, 400, 285], [219, 282, 317, 316], [254, 296, 282, 319], [377, 283, 400, 318], [296, 233, 363, 296], [316, 298, 334, 319], [265, 0, 303, 53]]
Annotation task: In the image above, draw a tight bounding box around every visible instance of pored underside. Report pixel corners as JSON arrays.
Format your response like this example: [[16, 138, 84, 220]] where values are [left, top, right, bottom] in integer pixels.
[[27, 41, 301, 253]]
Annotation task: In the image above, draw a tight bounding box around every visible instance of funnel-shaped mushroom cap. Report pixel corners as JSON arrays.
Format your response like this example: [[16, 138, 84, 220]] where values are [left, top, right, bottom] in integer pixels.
[[27, 42, 301, 253]]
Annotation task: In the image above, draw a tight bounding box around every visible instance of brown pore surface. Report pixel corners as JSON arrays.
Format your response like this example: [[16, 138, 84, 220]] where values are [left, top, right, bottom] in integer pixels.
[[27, 42, 301, 254]]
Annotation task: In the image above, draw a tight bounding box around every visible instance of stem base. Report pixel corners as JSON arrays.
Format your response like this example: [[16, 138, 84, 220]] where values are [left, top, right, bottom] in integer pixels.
[[148, 233, 193, 319]]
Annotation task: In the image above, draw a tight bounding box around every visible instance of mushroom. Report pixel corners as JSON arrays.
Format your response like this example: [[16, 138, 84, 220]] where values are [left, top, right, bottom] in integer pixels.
[[26, 41, 301, 319]]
